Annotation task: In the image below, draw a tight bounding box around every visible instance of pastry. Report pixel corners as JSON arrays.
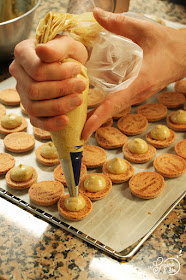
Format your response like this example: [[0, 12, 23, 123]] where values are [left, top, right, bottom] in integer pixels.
[[33, 126, 51, 140], [0, 153, 15, 175], [0, 104, 6, 117], [146, 124, 175, 148], [82, 144, 107, 168], [112, 106, 131, 120], [117, 113, 148, 135], [6, 164, 38, 190], [4, 132, 35, 153], [79, 173, 112, 200], [137, 103, 167, 122], [129, 171, 165, 199], [0, 113, 28, 134], [174, 79, 186, 95], [153, 154, 186, 178], [58, 193, 92, 221], [29, 180, 64, 206], [35, 142, 60, 166], [122, 138, 156, 163], [54, 163, 87, 186], [158, 91, 185, 108], [102, 157, 134, 183], [174, 139, 186, 160], [87, 88, 104, 108], [0, 88, 20, 105], [167, 110, 186, 131], [95, 126, 128, 149]]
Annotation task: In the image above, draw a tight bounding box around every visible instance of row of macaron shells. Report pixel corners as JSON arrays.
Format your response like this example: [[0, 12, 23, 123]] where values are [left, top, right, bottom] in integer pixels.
[[0, 80, 185, 220]]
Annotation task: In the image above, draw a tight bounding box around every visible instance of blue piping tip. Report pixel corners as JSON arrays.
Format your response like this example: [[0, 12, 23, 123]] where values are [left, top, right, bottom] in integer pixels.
[[60, 151, 83, 197]]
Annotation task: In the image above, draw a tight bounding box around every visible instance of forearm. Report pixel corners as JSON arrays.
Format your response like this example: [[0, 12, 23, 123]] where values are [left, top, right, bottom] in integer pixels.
[[167, 28, 186, 80]]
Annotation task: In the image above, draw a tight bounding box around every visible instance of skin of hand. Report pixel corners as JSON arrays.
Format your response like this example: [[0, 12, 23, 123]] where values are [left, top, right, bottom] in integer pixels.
[[9, 8, 186, 141], [81, 8, 186, 141], [9, 35, 88, 131]]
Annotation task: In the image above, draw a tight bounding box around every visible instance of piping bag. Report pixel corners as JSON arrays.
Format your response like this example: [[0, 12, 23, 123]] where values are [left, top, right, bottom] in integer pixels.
[[35, 11, 143, 197], [49, 61, 89, 197], [35, 12, 91, 198]]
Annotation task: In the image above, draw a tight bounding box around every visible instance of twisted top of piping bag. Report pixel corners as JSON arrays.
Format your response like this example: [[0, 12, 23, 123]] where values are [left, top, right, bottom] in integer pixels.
[[36, 11, 102, 46]]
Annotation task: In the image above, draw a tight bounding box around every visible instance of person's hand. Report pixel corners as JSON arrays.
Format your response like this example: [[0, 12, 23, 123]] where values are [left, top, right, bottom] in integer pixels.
[[81, 8, 186, 141], [9, 35, 88, 131]]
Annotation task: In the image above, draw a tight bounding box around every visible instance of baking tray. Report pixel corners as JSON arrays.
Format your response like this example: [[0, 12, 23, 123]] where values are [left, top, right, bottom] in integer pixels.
[[0, 76, 185, 260], [0, 19, 186, 260]]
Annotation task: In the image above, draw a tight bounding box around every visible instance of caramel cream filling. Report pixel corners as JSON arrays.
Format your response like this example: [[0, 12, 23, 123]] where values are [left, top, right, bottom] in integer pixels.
[[10, 164, 33, 182], [84, 174, 106, 192], [150, 124, 171, 140], [107, 157, 127, 174], [171, 110, 186, 125], [64, 195, 86, 211], [128, 138, 148, 154], [50, 60, 88, 159], [40, 142, 58, 159], [1, 113, 22, 129]]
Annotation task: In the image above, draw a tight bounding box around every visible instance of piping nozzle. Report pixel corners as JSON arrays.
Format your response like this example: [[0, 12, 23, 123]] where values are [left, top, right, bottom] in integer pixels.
[[59, 150, 83, 197]]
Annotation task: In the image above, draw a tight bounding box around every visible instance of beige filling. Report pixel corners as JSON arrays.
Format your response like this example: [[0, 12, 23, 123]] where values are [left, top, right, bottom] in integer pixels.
[[150, 124, 171, 140], [50, 60, 89, 159], [107, 157, 127, 174], [1, 113, 22, 129], [10, 164, 33, 182], [171, 110, 186, 125], [40, 142, 58, 159], [64, 195, 86, 211], [128, 138, 148, 154], [84, 174, 106, 192]]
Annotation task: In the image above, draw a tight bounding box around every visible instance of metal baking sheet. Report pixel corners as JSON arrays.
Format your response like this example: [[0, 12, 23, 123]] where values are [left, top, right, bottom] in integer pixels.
[[0, 19, 185, 260]]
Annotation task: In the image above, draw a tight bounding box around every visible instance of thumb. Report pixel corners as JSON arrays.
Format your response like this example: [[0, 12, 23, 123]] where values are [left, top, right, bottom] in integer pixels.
[[36, 35, 88, 64], [93, 7, 147, 44]]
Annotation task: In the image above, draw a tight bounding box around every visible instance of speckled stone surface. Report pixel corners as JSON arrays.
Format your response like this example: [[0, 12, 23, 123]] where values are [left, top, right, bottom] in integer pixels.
[[0, 197, 185, 280], [0, 0, 186, 279]]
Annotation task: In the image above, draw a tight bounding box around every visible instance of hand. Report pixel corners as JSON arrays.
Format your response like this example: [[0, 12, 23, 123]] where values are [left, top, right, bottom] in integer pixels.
[[9, 35, 88, 131], [81, 8, 186, 141]]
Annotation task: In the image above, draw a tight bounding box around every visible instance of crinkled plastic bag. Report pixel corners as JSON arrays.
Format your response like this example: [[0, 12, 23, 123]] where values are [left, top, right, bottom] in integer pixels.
[[36, 11, 102, 46], [85, 11, 160, 95], [86, 29, 143, 95], [36, 11, 143, 96]]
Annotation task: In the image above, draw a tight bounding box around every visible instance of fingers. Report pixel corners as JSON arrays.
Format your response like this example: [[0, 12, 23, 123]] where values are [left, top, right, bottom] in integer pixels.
[[10, 60, 86, 101], [9, 34, 89, 134], [36, 35, 88, 64], [30, 115, 69, 132], [11, 35, 88, 83], [11, 39, 84, 82], [82, 99, 115, 141], [81, 80, 144, 141], [93, 8, 151, 44], [17, 85, 83, 117]]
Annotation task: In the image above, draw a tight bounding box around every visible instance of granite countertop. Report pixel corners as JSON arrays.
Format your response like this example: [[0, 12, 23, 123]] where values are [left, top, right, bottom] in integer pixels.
[[0, 1, 186, 279]]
